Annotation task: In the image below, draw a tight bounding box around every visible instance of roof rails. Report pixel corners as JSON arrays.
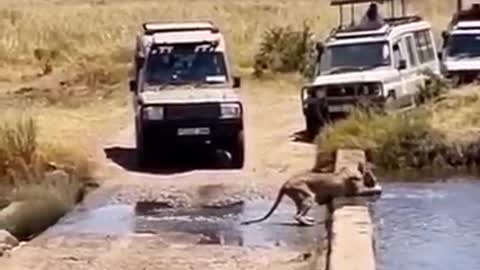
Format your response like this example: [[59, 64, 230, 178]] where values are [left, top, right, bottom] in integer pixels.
[[333, 24, 390, 39], [384, 15, 422, 26], [328, 15, 422, 40], [330, 0, 388, 5], [142, 21, 219, 35], [453, 20, 480, 30], [331, 0, 409, 29]]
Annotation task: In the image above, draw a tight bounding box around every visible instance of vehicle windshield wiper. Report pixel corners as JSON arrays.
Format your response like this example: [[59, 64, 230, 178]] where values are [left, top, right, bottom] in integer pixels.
[[361, 63, 387, 70], [324, 66, 364, 75], [450, 53, 480, 59]]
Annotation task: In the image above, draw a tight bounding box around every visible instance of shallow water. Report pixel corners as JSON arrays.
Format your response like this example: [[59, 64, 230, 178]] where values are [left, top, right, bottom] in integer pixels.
[[46, 199, 326, 251], [371, 179, 480, 270]]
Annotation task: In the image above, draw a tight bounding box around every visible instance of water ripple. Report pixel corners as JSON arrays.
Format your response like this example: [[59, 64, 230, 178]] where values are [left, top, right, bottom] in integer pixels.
[[372, 181, 480, 270]]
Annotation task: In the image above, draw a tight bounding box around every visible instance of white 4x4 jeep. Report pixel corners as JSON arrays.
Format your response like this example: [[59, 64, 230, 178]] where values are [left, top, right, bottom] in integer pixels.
[[301, 0, 441, 139], [440, 17, 480, 85], [129, 21, 244, 168]]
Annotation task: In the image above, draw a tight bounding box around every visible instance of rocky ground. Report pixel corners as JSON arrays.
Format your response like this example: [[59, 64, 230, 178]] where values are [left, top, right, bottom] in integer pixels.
[[0, 76, 326, 270]]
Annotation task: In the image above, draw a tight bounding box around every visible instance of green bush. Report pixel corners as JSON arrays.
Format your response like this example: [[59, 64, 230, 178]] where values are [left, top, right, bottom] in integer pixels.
[[415, 69, 449, 105], [253, 22, 316, 78]]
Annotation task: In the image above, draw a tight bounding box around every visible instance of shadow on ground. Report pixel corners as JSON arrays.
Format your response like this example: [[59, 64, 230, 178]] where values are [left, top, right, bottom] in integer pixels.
[[104, 146, 236, 175]]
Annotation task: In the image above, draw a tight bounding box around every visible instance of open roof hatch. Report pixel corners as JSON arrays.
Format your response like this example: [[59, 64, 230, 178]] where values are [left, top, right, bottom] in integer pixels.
[[330, 0, 407, 28]]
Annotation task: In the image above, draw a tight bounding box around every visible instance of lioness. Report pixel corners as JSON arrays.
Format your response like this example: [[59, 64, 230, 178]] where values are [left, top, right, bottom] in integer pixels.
[[241, 162, 381, 226]]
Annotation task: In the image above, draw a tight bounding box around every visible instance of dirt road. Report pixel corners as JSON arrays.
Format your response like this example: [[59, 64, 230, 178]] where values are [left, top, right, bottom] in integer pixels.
[[0, 76, 325, 270]]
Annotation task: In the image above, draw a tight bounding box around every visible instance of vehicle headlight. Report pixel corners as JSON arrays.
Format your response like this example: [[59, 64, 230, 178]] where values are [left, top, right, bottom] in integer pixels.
[[143, 106, 164, 120], [220, 103, 242, 119], [315, 88, 326, 98], [364, 83, 382, 95]]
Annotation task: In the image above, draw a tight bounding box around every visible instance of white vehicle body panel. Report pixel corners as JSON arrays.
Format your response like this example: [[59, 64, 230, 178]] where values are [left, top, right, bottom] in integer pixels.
[[304, 17, 440, 110]]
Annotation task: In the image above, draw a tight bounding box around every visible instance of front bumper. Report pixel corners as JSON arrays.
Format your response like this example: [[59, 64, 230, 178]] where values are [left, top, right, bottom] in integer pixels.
[[139, 118, 243, 145], [443, 69, 480, 84], [303, 96, 386, 118]]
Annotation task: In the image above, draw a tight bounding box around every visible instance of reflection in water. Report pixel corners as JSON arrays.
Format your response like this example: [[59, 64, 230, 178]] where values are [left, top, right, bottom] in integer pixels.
[[371, 181, 480, 270]]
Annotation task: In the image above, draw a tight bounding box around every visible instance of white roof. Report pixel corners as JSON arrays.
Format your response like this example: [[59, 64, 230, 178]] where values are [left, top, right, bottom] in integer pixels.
[[454, 20, 480, 29], [142, 21, 218, 34], [153, 31, 222, 45], [136, 21, 226, 54]]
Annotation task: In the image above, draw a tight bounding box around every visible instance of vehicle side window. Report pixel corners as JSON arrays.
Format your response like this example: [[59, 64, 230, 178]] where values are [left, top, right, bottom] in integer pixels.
[[392, 41, 403, 68], [405, 36, 418, 67], [414, 30, 435, 63]]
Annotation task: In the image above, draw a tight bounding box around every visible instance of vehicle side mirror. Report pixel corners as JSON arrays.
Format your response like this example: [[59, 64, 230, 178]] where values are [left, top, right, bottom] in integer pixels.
[[136, 56, 145, 68], [315, 42, 324, 62], [397, 59, 407, 70], [441, 30, 448, 41], [437, 52, 443, 61], [233, 76, 241, 88], [129, 80, 136, 92]]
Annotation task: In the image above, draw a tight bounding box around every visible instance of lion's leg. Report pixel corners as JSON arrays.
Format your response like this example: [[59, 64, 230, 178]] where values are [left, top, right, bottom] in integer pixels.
[[295, 195, 315, 226]]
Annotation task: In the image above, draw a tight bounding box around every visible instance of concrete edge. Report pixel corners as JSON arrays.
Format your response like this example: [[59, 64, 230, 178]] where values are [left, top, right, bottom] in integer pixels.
[[327, 149, 377, 270], [327, 204, 376, 270]]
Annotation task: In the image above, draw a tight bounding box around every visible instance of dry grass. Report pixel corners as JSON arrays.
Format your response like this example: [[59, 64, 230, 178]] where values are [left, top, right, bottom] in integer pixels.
[[0, 0, 455, 82], [0, 112, 112, 239]]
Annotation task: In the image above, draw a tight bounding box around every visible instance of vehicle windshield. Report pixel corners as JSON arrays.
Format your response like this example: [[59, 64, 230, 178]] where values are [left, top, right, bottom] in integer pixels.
[[446, 34, 480, 58], [319, 42, 391, 75], [144, 44, 228, 86]]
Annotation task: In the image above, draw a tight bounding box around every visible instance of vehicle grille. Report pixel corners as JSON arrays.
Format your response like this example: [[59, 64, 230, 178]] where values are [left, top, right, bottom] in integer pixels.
[[165, 103, 220, 120], [325, 83, 380, 97]]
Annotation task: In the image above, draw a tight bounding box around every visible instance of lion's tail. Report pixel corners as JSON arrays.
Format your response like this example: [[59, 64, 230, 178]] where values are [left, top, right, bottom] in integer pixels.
[[241, 188, 285, 225]]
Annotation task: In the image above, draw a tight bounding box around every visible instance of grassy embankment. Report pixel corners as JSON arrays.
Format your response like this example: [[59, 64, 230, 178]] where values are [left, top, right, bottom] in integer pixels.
[[316, 84, 480, 172], [0, 0, 456, 238]]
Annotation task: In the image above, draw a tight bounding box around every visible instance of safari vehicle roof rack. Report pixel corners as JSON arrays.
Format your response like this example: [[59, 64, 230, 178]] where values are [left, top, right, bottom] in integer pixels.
[[444, 0, 480, 30], [330, 0, 408, 29], [142, 21, 219, 35], [328, 0, 422, 40]]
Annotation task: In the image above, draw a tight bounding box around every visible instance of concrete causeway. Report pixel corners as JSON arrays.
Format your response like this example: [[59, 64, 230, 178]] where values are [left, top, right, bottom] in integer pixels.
[[328, 149, 376, 270]]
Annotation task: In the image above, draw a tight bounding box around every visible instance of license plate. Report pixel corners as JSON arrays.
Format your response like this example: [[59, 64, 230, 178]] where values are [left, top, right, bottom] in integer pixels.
[[177, 127, 210, 136], [328, 104, 354, 113]]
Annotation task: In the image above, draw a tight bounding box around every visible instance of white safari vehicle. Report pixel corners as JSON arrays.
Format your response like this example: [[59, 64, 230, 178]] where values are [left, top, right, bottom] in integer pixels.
[[440, 1, 480, 85], [301, 0, 441, 139], [129, 21, 244, 168]]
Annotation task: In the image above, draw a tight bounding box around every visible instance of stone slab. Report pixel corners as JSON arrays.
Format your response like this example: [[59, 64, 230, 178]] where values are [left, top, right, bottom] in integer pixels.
[[328, 205, 375, 270]]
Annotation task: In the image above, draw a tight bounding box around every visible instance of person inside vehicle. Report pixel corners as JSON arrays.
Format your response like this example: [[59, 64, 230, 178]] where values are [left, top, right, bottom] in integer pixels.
[[358, 3, 385, 29]]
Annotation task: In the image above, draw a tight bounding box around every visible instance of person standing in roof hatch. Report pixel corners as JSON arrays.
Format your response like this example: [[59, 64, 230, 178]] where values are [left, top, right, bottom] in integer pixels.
[[359, 2, 385, 29]]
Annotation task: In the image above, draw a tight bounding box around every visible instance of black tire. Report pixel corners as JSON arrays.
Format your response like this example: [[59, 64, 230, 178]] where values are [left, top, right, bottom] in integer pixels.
[[229, 131, 245, 169], [136, 125, 152, 169], [305, 113, 323, 141]]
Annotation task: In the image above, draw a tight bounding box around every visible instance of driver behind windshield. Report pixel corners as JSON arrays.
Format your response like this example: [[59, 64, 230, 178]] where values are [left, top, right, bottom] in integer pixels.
[[320, 42, 390, 74], [145, 45, 227, 85]]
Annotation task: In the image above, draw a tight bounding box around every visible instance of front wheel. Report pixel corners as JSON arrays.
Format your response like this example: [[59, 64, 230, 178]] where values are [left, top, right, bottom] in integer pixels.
[[136, 126, 153, 169], [229, 131, 245, 169], [305, 113, 324, 141]]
